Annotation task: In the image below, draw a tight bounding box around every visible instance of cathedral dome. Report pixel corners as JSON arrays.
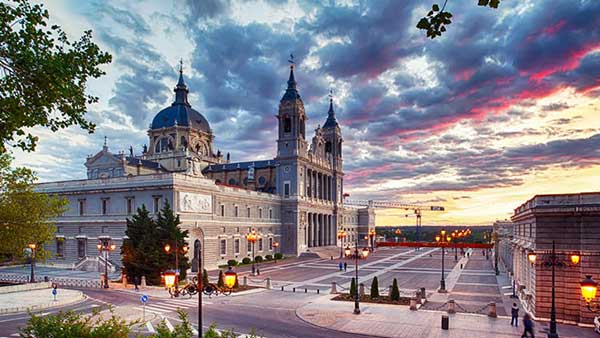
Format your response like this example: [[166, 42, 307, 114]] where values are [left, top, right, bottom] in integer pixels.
[[150, 68, 211, 133]]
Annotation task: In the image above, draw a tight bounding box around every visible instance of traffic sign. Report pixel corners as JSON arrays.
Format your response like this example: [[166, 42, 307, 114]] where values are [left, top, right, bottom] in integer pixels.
[[140, 294, 148, 303], [52, 288, 57, 296]]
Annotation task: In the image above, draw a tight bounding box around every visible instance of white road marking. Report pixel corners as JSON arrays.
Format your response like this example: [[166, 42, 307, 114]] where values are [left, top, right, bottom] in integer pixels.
[[165, 318, 174, 332], [146, 321, 155, 333]]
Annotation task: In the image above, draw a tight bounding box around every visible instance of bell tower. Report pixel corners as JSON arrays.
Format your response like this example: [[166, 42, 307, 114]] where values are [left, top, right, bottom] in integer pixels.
[[276, 56, 308, 159]]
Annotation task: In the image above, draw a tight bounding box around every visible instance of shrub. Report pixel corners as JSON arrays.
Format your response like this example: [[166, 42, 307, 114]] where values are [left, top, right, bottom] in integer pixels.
[[217, 270, 225, 288], [265, 254, 273, 261], [227, 259, 238, 267], [242, 257, 251, 265], [203, 269, 209, 286], [151, 309, 193, 337], [370, 276, 379, 298], [390, 278, 400, 301], [254, 255, 263, 263], [274, 253, 283, 260], [350, 277, 357, 297]]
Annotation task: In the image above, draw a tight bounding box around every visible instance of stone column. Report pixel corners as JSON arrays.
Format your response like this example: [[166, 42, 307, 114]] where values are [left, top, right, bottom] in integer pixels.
[[313, 213, 318, 247], [307, 213, 312, 247]]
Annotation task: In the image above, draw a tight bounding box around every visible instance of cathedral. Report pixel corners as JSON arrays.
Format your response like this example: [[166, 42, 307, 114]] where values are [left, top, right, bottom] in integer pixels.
[[37, 62, 375, 271]]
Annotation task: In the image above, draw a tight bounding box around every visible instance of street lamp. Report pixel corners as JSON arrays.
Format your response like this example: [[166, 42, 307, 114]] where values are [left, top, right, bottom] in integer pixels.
[[273, 241, 280, 263], [345, 237, 369, 315], [337, 230, 347, 258], [28, 243, 36, 283], [97, 240, 116, 289], [164, 241, 186, 291], [368, 229, 376, 252], [434, 230, 452, 293], [580, 275, 600, 313], [224, 267, 237, 289], [394, 228, 402, 243], [246, 229, 260, 276], [528, 240, 580, 338], [451, 231, 458, 261]]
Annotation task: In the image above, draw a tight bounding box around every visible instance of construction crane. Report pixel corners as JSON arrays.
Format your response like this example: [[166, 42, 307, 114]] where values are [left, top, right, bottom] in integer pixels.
[[343, 198, 445, 244]]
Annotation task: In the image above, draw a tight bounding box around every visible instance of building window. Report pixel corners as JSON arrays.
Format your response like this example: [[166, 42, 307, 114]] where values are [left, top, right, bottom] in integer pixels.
[[269, 237, 273, 251], [77, 238, 86, 258], [78, 199, 85, 216], [235, 206, 239, 217], [78, 226, 84, 233], [269, 209, 273, 219], [234, 239, 240, 255], [153, 196, 161, 213], [102, 226, 108, 234], [247, 207, 251, 218], [57, 226, 63, 233], [220, 204, 225, 216], [101, 199, 109, 215], [222, 226, 226, 233], [56, 238, 64, 257], [258, 238, 263, 251], [220, 239, 226, 256], [284, 116, 291, 133], [126, 198, 134, 214], [284, 182, 290, 197], [258, 208, 262, 218], [228, 178, 236, 185]]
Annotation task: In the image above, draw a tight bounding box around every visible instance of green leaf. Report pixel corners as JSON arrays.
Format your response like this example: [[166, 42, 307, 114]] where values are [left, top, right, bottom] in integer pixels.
[[478, 0, 490, 6], [432, 4, 440, 11], [417, 18, 430, 30], [489, 0, 500, 8]]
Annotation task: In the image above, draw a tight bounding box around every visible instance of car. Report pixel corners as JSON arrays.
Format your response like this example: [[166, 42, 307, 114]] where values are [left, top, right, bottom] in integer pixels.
[[594, 315, 600, 334]]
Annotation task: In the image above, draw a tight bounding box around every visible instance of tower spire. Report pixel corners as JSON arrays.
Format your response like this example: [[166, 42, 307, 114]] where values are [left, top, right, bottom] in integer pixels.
[[174, 59, 189, 106], [281, 54, 301, 101], [323, 89, 339, 129]]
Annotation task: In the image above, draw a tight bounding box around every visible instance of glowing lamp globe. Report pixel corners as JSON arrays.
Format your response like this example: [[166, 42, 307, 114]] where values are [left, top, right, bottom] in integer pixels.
[[580, 275, 598, 303], [527, 252, 536, 264], [570, 254, 580, 265], [224, 267, 237, 289], [164, 244, 171, 253], [344, 246, 351, 257], [361, 247, 369, 259], [164, 271, 176, 288], [435, 235, 441, 242]]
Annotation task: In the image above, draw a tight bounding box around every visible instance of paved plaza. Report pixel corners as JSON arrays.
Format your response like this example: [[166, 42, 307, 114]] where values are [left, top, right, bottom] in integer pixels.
[[1, 246, 598, 337]]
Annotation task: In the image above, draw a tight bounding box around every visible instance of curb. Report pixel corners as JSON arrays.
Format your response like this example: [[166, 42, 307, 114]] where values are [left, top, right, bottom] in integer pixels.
[[0, 292, 86, 314]]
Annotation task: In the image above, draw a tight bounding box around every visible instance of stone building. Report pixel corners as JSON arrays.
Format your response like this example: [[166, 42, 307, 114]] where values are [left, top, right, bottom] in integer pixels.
[[511, 192, 600, 325], [493, 219, 514, 274], [37, 63, 375, 272]]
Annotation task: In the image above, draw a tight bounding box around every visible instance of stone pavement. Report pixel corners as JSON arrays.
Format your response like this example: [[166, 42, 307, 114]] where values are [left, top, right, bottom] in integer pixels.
[[296, 295, 599, 338], [0, 288, 85, 314]]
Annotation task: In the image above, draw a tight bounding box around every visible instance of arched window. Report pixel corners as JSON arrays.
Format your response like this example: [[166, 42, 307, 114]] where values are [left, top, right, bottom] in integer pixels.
[[155, 137, 169, 153], [228, 178, 237, 185], [325, 141, 332, 153], [284, 115, 291, 133], [300, 117, 305, 137]]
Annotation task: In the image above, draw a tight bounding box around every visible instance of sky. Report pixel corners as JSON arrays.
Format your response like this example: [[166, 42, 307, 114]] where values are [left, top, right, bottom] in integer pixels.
[[12, 0, 600, 226]]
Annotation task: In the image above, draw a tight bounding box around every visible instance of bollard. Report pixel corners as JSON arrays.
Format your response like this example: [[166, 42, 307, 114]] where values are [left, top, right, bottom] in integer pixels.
[[293, 287, 296, 292], [141, 276, 147, 288], [410, 298, 418, 310], [415, 290, 422, 304], [281, 286, 284, 291], [331, 282, 338, 294], [460, 263, 463, 269], [122, 273, 128, 287], [359, 283, 365, 297], [447, 299, 456, 314], [266, 278, 272, 290], [441, 315, 449, 330], [243, 276, 248, 287], [317, 289, 320, 294], [305, 288, 307, 293], [487, 302, 497, 317], [421, 287, 426, 300]]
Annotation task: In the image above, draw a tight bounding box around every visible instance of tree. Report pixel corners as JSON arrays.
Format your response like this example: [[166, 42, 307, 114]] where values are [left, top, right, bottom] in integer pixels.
[[370, 276, 379, 299], [0, 0, 112, 153], [217, 270, 225, 288], [350, 277, 357, 298], [121, 205, 165, 285], [0, 153, 66, 261], [156, 200, 190, 281], [390, 278, 400, 301], [417, 1, 500, 38], [202, 268, 210, 286]]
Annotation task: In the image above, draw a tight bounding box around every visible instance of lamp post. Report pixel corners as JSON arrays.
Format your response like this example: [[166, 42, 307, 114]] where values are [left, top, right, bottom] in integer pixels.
[[246, 229, 260, 276], [452, 231, 458, 261], [344, 236, 369, 315], [434, 229, 452, 293], [527, 240, 580, 338], [273, 241, 280, 263], [337, 230, 347, 258], [28, 243, 36, 283], [368, 229, 376, 252], [97, 240, 116, 289], [164, 242, 187, 291], [394, 228, 402, 243]]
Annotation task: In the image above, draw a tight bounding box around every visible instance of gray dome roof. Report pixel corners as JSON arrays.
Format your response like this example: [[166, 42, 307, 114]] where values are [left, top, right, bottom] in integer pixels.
[[150, 70, 211, 133]]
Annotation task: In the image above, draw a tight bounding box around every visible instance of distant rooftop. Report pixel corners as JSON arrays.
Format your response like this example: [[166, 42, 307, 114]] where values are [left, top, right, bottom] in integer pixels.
[[513, 192, 600, 215]]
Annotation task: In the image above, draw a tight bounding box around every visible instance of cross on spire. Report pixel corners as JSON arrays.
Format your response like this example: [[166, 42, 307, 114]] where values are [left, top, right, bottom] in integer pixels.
[[179, 58, 184, 74], [288, 53, 295, 65]]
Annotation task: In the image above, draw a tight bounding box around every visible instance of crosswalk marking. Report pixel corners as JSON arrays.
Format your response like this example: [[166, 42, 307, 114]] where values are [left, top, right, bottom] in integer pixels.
[[165, 319, 174, 332]]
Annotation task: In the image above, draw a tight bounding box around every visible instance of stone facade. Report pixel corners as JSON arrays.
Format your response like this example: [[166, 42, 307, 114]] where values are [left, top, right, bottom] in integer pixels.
[[493, 220, 514, 274], [36, 63, 375, 271], [511, 192, 600, 325]]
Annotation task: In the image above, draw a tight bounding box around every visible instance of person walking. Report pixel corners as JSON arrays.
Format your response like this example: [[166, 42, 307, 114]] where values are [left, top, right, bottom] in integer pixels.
[[338, 262, 343, 271], [134, 275, 139, 291], [521, 313, 535, 338], [343, 262, 347, 271], [511, 303, 519, 327]]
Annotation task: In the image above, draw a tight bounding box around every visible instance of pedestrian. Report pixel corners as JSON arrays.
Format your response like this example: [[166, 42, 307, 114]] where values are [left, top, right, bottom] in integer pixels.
[[511, 303, 519, 327], [134, 275, 139, 291], [521, 313, 535, 338], [338, 262, 343, 271], [343, 262, 347, 271]]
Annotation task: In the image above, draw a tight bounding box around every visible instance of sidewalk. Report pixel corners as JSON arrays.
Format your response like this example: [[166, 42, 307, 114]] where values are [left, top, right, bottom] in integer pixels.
[[296, 295, 598, 338], [0, 288, 85, 314]]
